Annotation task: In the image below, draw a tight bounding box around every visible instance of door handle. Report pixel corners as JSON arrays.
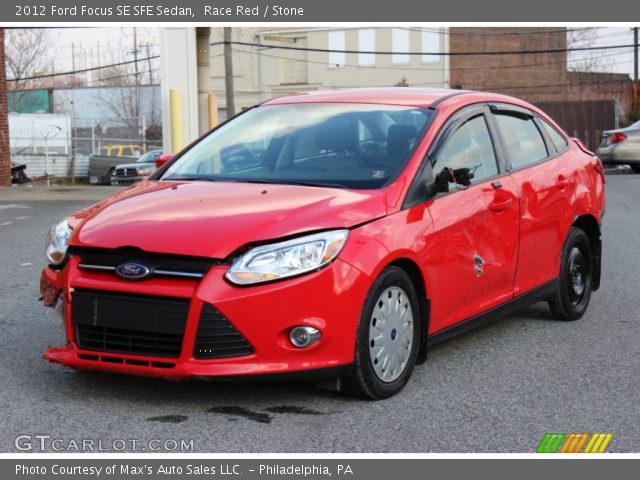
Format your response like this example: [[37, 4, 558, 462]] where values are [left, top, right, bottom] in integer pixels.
[[489, 198, 513, 212]]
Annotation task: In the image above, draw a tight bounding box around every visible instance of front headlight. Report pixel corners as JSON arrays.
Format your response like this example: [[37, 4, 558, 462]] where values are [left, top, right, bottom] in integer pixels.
[[45, 219, 72, 266], [225, 230, 349, 285], [137, 166, 155, 177]]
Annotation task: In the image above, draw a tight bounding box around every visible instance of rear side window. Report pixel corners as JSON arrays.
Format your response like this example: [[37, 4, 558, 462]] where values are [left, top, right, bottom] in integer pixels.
[[539, 118, 568, 153], [495, 114, 548, 169]]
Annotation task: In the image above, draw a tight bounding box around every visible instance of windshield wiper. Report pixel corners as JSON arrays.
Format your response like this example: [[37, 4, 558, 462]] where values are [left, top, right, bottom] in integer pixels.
[[239, 179, 346, 189], [163, 177, 346, 189], [163, 176, 219, 182]]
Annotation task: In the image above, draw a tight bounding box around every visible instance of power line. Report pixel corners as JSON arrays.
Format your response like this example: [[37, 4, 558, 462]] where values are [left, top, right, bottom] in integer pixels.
[[231, 46, 633, 74], [213, 40, 636, 57], [6, 55, 160, 83], [395, 26, 595, 36]]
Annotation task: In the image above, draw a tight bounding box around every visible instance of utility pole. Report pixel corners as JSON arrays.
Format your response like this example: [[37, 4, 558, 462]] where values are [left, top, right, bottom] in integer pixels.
[[70, 43, 76, 85], [634, 26, 638, 82], [132, 27, 140, 85], [140, 43, 154, 85], [223, 27, 236, 118], [130, 27, 142, 151]]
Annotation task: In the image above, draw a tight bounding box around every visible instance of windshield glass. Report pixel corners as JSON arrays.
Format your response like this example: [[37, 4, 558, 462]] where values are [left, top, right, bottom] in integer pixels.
[[162, 103, 433, 189], [137, 150, 162, 163], [629, 120, 640, 130]]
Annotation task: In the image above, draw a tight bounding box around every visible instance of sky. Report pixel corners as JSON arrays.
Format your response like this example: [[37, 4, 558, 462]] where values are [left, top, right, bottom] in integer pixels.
[[33, 26, 640, 81]]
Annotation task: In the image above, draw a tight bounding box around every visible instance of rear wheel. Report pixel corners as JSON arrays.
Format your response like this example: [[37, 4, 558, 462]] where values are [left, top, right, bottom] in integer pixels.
[[630, 164, 640, 173], [344, 267, 420, 399], [548, 227, 593, 321]]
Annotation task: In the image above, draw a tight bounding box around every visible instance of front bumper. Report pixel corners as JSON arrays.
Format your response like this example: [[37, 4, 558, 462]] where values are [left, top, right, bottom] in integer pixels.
[[41, 256, 371, 380], [110, 176, 144, 186]]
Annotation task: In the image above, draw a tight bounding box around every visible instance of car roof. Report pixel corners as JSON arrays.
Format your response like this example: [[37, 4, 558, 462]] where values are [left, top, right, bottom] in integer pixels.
[[261, 87, 523, 109]]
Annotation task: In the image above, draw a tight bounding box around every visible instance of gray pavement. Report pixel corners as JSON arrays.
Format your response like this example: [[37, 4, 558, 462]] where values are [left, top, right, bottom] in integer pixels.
[[0, 174, 639, 453]]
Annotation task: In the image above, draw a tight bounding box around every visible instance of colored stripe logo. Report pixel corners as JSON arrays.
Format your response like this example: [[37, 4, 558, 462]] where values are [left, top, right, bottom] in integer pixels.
[[537, 433, 613, 453]]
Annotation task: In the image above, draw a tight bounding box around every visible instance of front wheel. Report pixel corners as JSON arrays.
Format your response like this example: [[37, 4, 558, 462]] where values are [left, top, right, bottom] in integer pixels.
[[548, 227, 593, 321], [630, 164, 640, 173], [344, 267, 421, 399]]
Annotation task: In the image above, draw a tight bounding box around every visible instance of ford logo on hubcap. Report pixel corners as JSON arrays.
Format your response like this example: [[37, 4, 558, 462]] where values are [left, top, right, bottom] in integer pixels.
[[115, 262, 151, 280]]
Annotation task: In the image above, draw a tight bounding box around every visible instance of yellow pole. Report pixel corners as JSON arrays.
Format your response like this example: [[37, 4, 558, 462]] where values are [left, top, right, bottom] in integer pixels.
[[169, 89, 183, 152], [208, 94, 218, 129]]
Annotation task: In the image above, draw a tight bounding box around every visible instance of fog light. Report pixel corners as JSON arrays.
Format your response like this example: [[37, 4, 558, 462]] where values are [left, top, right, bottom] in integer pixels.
[[289, 326, 321, 348]]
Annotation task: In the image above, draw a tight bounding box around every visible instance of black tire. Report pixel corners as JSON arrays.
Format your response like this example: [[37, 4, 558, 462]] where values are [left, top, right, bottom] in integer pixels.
[[105, 168, 115, 185], [548, 227, 593, 321], [344, 266, 421, 400], [630, 164, 640, 173]]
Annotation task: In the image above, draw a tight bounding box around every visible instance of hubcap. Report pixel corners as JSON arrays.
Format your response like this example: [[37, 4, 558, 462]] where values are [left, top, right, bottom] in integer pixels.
[[369, 286, 413, 383], [567, 246, 588, 306]]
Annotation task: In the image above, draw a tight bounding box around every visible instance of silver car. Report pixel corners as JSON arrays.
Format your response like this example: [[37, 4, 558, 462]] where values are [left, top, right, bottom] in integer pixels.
[[596, 120, 640, 173]]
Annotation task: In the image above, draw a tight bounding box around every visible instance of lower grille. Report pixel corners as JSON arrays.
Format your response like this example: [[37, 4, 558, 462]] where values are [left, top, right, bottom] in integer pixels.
[[72, 289, 188, 358], [193, 305, 253, 359]]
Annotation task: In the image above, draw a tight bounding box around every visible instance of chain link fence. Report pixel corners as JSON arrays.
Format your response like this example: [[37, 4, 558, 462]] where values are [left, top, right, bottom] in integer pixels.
[[10, 114, 162, 181]]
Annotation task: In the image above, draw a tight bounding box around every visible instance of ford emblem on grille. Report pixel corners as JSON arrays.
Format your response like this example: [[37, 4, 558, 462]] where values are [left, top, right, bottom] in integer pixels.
[[115, 262, 151, 280]]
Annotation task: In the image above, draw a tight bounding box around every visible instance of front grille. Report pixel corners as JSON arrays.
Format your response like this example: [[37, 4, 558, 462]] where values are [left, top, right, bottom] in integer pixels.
[[114, 168, 137, 177], [193, 304, 253, 359], [73, 247, 219, 280], [72, 289, 189, 357]]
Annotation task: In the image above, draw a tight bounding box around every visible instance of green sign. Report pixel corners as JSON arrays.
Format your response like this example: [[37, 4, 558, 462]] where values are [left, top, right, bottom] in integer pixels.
[[7, 89, 51, 113]]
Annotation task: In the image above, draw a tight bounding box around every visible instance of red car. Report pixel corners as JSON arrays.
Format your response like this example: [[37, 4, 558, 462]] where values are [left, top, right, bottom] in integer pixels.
[[41, 88, 605, 399]]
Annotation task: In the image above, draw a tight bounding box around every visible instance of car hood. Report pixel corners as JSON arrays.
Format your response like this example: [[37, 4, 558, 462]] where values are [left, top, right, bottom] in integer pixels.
[[70, 180, 388, 258]]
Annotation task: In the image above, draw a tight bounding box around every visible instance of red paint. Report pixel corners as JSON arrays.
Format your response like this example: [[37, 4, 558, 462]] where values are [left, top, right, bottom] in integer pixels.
[[41, 89, 605, 380]]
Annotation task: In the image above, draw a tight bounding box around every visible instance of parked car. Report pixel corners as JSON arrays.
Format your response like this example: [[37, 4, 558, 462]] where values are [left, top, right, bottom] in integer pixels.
[[596, 120, 640, 172], [40, 88, 605, 399], [110, 150, 163, 186], [88, 154, 137, 185]]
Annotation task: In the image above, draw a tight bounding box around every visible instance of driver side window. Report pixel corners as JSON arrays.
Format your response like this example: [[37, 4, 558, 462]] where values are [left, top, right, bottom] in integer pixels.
[[434, 114, 499, 188]]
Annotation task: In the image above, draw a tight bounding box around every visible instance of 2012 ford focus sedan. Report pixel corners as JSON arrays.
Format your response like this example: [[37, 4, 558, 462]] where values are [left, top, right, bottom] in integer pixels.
[[41, 88, 606, 399]]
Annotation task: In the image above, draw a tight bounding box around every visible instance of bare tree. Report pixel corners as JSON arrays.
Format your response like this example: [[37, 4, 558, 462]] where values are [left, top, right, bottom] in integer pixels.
[[567, 28, 615, 73], [4, 29, 51, 89], [88, 29, 161, 148]]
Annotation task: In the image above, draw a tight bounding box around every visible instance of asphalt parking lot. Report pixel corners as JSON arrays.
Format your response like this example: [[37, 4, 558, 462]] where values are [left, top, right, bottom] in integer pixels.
[[0, 173, 639, 453]]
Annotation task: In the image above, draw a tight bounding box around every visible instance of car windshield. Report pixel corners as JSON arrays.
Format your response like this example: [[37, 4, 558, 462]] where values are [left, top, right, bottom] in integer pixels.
[[161, 103, 433, 189], [629, 120, 640, 129], [137, 150, 161, 163]]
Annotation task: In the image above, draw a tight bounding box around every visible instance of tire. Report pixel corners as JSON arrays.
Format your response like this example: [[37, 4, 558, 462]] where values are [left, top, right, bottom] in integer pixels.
[[630, 164, 640, 173], [548, 227, 593, 321], [105, 169, 115, 185], [344, 266, 421, 399]]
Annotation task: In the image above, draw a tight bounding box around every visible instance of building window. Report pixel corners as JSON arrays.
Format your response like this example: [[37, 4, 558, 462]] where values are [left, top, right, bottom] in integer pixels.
[[328, 30, 345, 68], [358, 29, 375, 66], [392, 28, 410, 65], [421, 29, 441, 64]]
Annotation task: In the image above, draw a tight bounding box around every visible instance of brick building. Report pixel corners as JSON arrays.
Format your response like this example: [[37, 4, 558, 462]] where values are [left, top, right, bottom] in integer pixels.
[[449, 27, 634, 119], [0, 28, 10, 186]]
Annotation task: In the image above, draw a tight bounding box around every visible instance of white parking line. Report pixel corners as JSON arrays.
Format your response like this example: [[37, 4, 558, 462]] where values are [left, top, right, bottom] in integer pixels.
[[0, 204, 31, 211], [0, 221, 14, 226]]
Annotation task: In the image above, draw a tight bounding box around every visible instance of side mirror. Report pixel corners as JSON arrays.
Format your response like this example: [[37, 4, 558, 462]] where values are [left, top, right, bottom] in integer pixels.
[[155, 153, 176, 169]]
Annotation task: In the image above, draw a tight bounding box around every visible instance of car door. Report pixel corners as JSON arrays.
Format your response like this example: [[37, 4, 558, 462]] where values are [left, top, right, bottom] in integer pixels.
[[423, 105, 520, 332], [489, 104, 576, 296]]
